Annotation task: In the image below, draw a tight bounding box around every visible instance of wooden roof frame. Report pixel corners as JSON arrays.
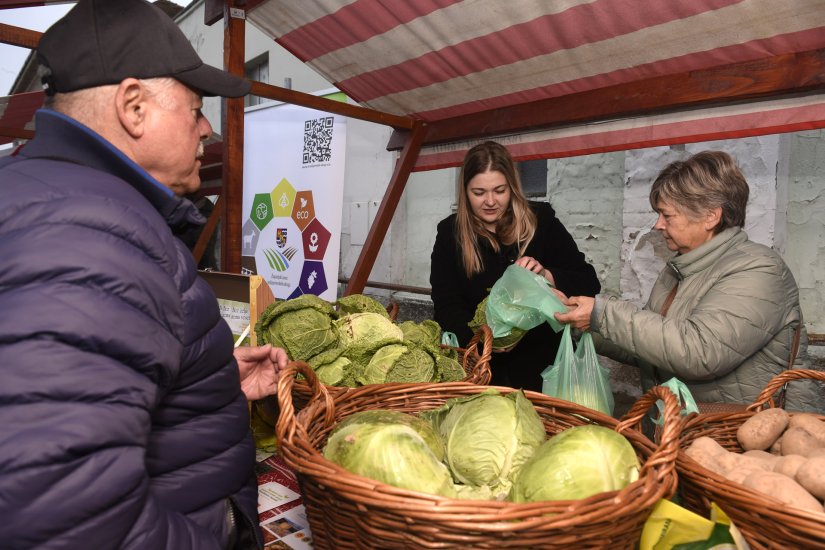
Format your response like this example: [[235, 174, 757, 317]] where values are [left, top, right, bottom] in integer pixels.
[[3, 0, 825, 297]]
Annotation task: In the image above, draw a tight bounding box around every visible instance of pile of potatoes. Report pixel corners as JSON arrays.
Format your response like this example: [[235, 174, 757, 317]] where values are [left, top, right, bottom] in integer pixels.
[[684, 408, 825, 515]]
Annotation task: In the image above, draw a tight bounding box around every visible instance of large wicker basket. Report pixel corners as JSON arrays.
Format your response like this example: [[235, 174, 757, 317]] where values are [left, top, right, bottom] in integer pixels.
[[677, 369, 825, 549], [275, 361, 681, 549]]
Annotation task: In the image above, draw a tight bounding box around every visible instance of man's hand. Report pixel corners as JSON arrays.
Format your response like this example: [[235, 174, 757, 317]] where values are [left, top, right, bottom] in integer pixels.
[[554, 295, 596, 332], [234, 344, 289, 401]]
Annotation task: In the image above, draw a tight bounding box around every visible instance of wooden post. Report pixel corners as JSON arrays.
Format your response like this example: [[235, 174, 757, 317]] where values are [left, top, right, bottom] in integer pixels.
[[345, 120, 428, 296], [220, 0, 246, 273], [192, 195, 223, 265]]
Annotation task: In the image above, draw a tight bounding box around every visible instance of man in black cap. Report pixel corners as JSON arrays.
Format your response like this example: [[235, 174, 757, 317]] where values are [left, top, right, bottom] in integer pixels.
[[0, 1, 286, 548]]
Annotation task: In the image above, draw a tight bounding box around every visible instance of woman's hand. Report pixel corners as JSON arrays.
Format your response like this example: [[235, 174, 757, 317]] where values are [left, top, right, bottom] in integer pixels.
[[515, 255, 555, 285], [234, 344, 289, 401], [554, 295, 595, 332]]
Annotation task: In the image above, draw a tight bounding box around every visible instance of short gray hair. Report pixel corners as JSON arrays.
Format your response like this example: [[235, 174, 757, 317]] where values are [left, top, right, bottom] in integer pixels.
[[649, 150, 749, 232], [40, 65, 179, 121]]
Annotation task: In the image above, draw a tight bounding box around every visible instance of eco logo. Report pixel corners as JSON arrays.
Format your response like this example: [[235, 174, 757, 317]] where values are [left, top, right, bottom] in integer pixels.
[[246, 177, 333, 297]]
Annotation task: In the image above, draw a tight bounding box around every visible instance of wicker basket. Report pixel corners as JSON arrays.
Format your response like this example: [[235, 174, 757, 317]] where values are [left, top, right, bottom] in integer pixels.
[[275, 361, 681, 549], [677, 369, 825, 549]]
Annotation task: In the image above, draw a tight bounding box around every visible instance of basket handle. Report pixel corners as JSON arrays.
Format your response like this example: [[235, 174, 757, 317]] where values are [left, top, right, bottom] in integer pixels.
[[275, 361, 336, 452], [464, 324, 493, 380], [386, 301, 399, 321], [750, 369, 825, 411], [616, 385, 681, 491]]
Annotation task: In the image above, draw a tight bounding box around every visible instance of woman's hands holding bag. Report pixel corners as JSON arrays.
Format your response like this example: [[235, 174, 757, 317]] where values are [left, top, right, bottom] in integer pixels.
[[553, 288, 595, 332]]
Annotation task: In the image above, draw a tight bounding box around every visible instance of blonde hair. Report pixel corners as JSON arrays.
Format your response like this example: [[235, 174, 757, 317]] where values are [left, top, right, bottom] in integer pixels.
[[456, 141, 537, 277]]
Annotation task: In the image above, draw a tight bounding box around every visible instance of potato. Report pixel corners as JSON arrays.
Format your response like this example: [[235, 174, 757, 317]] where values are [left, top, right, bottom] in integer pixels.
[[737, 408, 790, 451], [716, 451, 774, 473], [684, 439, 727, 476], [774, 455, 808, 478], [726, 467, 760, 485], [789, 414, 825, 447], [741, 471, 823, 513], [770, 435, 783, 455], [686, 436, 728, 457], [782, 427, 822, 457], [796, 456, 825, 500], [743, 449, 780, 465]]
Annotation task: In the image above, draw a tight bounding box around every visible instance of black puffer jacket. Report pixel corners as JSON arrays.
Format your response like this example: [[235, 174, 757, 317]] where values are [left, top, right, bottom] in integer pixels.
[[0, 110, 259, 549]]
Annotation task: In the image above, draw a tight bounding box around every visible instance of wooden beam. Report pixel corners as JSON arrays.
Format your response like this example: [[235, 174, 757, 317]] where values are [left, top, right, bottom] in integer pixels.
[[345, 120, 427, 296], [192, 195, 223, 265], [0, 125, 34, 140], [220, 0, 245, 273], [203, 0, 223, 26], [394, 48, 825, 150], [0, 1, 53, 10], [0, 22, 40, 49], [250, 80, 415, 130]]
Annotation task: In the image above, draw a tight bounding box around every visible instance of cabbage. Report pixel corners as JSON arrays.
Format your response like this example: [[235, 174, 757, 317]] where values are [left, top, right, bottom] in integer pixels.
[[335, 312, 404, 349], [509, 425, 640, 503], [398, 319, 441, 347], [468, 296, 526, 350], [323, 410, 455, 497], [421, 389, 545, 495], [255, 294, 339, 361], [334, 294, 390, 318], [435, 354, 465, 382], [358, 342, 441, 385]]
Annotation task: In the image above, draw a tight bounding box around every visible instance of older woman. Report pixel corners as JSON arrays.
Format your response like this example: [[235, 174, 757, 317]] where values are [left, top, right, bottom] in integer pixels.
[[430, 141, 601, 392], [556, 150, 822, 411]]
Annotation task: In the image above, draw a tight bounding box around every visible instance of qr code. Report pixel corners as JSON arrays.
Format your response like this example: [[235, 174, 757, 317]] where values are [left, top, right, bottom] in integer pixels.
[[302, 117, 334, 164]]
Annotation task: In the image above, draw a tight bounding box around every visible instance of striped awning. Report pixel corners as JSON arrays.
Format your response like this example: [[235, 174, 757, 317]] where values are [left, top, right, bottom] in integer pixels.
[[247, 0, 825, 170]]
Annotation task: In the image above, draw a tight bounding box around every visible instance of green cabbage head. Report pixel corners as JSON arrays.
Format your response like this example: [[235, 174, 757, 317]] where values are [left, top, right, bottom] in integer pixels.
[[323, 410, 455, 497], [509, 424, 640, 503], [255, 294, 338, 361], [468, 296, 526, 350], [421, 389, 545, 494], [334, 294, 389, 318], [335, 312, 404, 350]]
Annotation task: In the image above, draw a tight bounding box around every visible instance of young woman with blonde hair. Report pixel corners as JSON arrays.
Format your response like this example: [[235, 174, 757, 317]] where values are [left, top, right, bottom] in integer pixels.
[[430, 141, 601, 391]]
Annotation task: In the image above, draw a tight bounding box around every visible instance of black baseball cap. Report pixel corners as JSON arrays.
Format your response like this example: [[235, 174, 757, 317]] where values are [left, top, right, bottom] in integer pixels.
[[37, 0, 251, 98]]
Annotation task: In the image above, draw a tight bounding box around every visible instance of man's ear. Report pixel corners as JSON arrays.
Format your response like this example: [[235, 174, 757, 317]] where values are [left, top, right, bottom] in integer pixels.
[[115, 78, 148, 138]]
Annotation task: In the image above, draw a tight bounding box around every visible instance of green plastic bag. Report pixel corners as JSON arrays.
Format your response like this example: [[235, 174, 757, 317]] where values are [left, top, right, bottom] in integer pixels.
[[652, 377, 700, 426], [485, 264, 566, 339], [440, 331, 459, 348], [541, 325, 614, 416]]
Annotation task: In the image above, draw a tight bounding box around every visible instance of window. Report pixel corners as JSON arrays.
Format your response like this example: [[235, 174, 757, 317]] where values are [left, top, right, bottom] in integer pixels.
[[518, 159, 547, 197], [244, 54, 269, 108]]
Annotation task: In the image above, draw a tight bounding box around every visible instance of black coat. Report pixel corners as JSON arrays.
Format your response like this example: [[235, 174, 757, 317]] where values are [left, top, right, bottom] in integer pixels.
[[430, 201, 601, 391]]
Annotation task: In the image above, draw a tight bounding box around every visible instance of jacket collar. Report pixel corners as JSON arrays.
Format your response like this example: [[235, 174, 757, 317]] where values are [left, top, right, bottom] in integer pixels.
[[668, 227, 746, 280], [19, 109, 203, 228]]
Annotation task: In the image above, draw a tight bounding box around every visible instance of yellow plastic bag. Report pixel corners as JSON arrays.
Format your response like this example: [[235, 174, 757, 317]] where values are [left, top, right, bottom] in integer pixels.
[[640, 499, 749, 550]]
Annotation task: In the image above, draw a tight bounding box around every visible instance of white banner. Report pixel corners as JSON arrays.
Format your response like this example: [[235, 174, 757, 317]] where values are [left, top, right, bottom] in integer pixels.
[[242, 98, 347, 301]]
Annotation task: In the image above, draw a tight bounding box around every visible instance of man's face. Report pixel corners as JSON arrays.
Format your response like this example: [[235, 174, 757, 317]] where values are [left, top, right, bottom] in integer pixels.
[[140, 80, 212, 195]]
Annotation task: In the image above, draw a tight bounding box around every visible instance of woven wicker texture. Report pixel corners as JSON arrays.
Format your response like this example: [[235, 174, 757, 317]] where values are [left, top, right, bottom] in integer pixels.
[[275, 361, 680, 549], [677, 369, 825, 549]]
